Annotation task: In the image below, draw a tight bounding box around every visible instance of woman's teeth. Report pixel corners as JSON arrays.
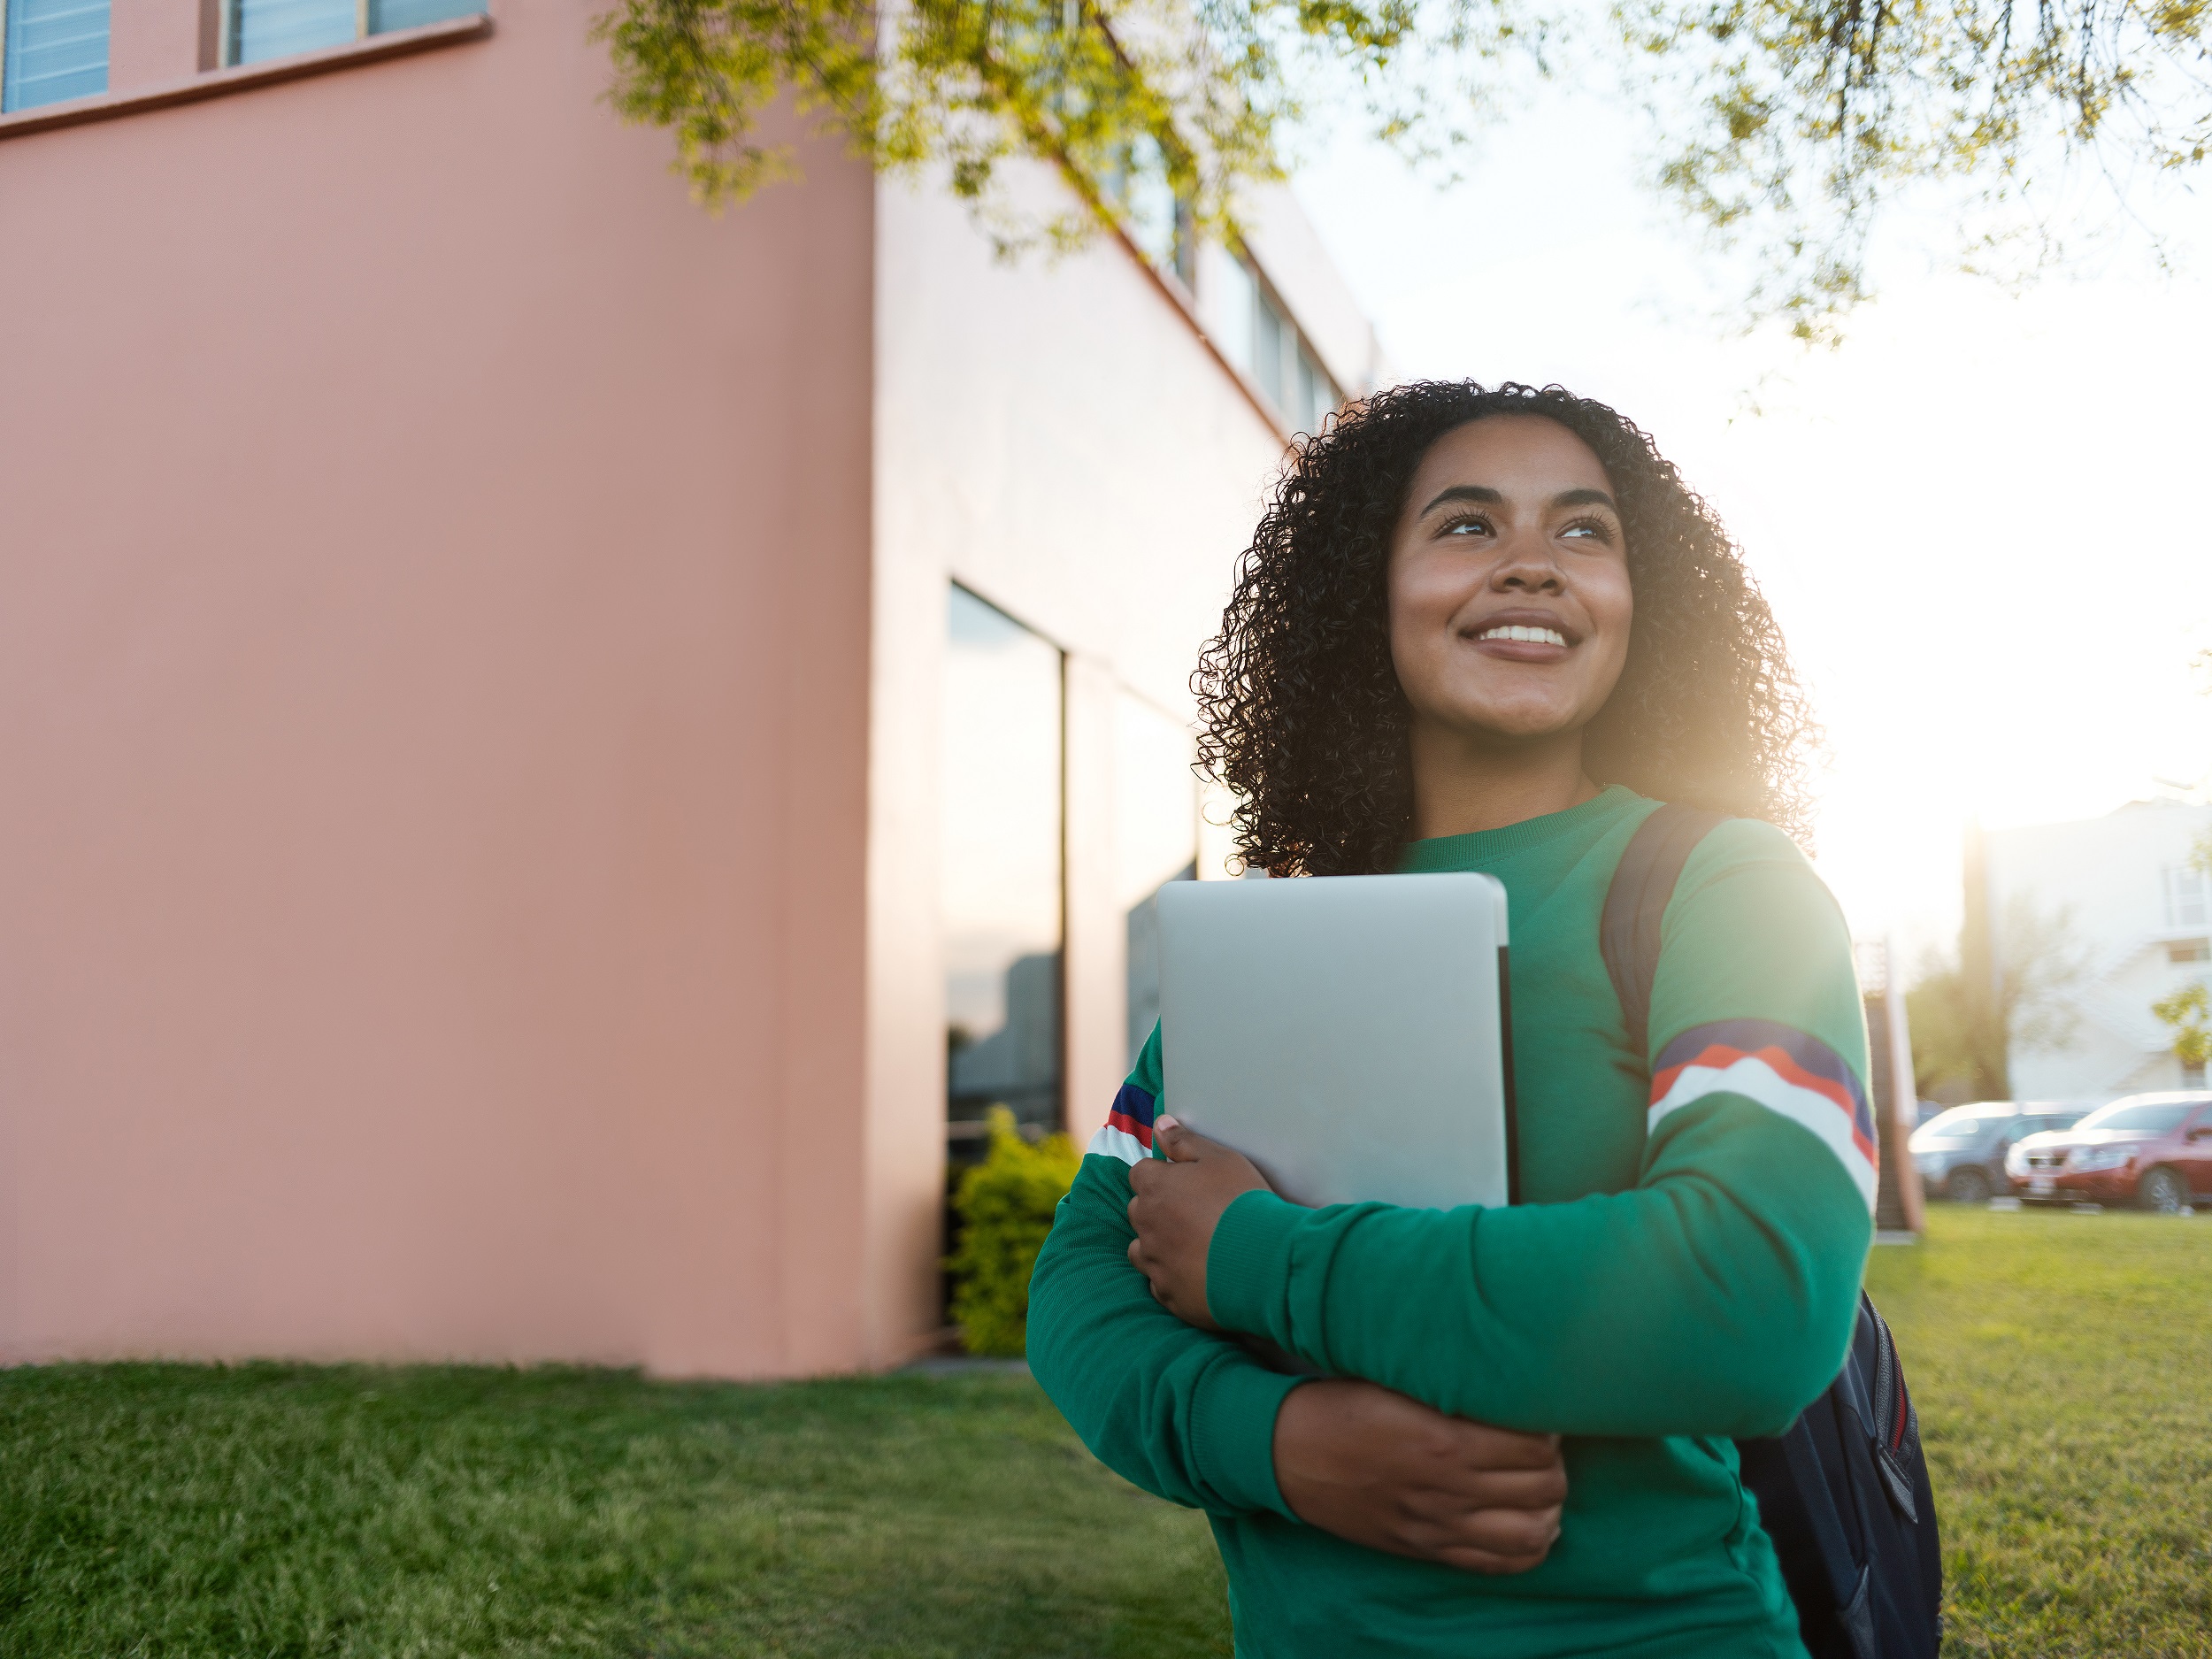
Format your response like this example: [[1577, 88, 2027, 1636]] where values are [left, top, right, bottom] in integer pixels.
[[1479, 626, 1568, 647]]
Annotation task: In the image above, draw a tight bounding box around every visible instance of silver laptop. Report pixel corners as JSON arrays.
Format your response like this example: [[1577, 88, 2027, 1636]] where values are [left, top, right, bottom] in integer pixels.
[[1156, 873, 1516, 1210]]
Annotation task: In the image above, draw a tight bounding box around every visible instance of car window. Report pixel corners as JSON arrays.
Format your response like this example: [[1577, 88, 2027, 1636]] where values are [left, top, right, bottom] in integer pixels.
[[2073, 1100, 2200, 1134], [1918, 1107, 2009, 1141]]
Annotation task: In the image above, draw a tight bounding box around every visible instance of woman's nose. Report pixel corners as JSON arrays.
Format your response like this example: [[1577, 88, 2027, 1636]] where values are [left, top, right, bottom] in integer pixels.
[[1491, 535, 1564, 592]]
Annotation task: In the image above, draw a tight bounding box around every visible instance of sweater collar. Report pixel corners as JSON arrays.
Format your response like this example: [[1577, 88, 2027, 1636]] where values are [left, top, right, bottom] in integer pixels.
[[1397, 784, 1647, 872]]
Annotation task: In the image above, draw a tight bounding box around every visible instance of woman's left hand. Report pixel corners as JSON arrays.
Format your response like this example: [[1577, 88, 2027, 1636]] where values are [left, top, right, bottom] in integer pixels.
[[1126, 1118, 1274, 1327]]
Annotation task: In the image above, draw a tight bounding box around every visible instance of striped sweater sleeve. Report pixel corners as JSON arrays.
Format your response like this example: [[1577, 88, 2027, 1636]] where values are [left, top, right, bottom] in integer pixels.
[[1202, 819, 1876, 1439], [1648, 1018, 1878, 1213], [1025, 1030, 1311, 1519]]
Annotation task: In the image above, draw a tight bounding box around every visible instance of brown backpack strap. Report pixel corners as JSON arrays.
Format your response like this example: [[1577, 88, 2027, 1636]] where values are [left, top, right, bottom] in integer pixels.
[[1600, 803, 1724, 1066]]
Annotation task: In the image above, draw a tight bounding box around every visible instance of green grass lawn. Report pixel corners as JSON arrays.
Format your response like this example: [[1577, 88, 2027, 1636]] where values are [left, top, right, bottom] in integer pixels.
[[0, 1363, 1230, 1659], [2, 1207, 2207, 1657], [1863, 1205, 2212, 1658]]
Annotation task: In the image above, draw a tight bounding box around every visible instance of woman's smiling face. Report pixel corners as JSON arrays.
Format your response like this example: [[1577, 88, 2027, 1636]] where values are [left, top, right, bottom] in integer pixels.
[[1387, 415, 1633, 749]]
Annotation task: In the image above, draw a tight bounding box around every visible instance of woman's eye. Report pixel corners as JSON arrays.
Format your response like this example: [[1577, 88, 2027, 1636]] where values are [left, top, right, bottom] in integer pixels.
[[1561, 518, 1614, 543], [1442, 516, 1492, 537]]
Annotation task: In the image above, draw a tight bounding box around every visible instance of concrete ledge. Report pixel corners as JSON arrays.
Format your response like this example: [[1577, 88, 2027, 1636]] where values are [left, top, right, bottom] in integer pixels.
[[901, 1356, 1032, 1377], [0, 12, 492, 141]]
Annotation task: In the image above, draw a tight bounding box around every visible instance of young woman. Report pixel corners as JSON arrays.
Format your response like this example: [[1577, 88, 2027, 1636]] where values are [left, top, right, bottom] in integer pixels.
[[1027, 381, 1875, 1658]]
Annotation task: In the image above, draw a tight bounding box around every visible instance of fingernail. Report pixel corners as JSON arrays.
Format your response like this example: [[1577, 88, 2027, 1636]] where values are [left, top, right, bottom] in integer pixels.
[[1156, 1114, 1179, 1131]]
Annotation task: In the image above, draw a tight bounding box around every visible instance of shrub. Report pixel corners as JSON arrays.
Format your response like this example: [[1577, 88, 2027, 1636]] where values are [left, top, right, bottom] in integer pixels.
[[946, 1108, 1081, 1356]]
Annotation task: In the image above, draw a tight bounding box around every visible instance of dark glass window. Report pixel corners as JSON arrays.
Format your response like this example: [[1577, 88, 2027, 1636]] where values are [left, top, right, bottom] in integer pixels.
[[1253, 291, 1286, 410], [1294, 348, 1340, 435], [1115, 690, 1198, 1063], [1108, 134, 1196, 289], [1233, 264, 1340, 434], [942, 586, 1064, 1153]]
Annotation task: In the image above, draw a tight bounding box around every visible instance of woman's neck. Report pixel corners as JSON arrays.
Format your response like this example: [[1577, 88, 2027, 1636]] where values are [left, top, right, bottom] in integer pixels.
[[1406, 719, 1600, 841]]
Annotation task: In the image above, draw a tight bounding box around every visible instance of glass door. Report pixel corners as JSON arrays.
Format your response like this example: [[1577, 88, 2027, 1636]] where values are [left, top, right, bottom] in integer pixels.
[[941, 585, 1064, 1158]]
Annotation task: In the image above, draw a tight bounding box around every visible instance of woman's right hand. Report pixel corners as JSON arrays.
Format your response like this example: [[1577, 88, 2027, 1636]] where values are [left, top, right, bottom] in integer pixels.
[[1271, 1378, 1567, 1573]]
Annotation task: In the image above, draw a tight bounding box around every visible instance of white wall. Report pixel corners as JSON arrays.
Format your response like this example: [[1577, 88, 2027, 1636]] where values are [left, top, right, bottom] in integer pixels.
[[1988, 800, 2212, 1101], [875, 165, 1290, 723]]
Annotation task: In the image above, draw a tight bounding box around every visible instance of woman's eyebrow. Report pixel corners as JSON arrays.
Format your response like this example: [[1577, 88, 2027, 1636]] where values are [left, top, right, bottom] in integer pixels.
[[1418, 484, 1504, 515], [1417, 484, 1618, 516], [1551, 488, 1618, 512]]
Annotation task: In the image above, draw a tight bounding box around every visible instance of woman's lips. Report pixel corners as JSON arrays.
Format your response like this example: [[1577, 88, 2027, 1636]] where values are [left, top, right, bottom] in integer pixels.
[[1468, 628, 1573, 663], [1479, 624, 1569, 647]]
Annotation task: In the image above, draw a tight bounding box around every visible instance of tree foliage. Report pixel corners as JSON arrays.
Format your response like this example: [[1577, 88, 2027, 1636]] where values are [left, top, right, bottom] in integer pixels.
[[1626, 0, 2212, 337], [2152, 979, 2211, 1069], [595, 0, 2212, 330], [1909, 893, 2087, 1100], [594, 0, 1517, 259]]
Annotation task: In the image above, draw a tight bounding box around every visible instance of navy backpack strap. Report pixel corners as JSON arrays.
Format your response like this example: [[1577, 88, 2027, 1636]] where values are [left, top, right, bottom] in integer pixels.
[[1599, 803, 1725, 1062]]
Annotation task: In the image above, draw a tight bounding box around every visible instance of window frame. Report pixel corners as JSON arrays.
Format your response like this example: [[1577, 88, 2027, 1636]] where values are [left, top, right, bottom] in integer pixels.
[[1239, 257, 1343, 436], [2167, 864, 2210, 930]]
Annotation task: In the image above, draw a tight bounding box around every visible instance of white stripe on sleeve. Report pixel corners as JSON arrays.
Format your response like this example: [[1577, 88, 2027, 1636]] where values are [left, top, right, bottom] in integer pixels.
[[1647, 1056, 1878, 1213]]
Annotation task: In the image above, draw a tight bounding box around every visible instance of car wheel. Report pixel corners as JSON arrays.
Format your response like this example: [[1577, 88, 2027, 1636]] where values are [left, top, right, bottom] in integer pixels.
[[1945, 1165, 1994, 1204], [2139, 1167, 2189, 1214]]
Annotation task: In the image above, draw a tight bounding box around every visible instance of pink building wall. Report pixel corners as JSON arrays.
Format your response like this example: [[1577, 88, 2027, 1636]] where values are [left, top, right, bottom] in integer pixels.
[[0, 0, 895, 1374]]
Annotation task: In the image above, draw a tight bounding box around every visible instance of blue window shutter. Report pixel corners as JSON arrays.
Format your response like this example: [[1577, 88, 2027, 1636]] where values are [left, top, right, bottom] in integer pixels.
[[230, 0, 352, 65], [2, 0, 109, 112], [366, 0, 482, 34]]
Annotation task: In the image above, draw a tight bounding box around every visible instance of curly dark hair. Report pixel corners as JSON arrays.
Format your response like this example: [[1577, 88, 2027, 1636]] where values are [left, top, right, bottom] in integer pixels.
[[1194, 380, 1817, 877]]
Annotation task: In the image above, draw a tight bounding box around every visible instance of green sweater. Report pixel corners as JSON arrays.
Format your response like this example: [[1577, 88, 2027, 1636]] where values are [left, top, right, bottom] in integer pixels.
[[1026, 787, 1876, 1659]]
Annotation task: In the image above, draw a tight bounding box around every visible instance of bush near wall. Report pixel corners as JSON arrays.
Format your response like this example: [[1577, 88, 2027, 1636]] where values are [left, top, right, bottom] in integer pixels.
[[946, 1109, 1081, 1356]]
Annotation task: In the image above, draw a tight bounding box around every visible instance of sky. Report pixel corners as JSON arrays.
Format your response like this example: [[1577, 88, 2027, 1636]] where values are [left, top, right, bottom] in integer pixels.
[[1285, 80, 2212, 963]]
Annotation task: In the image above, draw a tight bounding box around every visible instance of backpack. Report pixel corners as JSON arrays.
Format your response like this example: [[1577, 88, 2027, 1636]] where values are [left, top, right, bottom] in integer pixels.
[[1601, 804, 1945, 1659]]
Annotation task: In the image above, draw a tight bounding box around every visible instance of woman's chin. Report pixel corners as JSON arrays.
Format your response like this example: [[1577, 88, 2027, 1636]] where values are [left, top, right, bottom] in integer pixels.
[[1421, 706, 1590, 749]]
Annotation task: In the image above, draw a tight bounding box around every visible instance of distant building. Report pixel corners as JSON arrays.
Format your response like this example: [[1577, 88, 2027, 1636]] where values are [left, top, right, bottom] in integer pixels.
[[1980, 800, 2212, 1101], [0, 10, 1379, 1376]]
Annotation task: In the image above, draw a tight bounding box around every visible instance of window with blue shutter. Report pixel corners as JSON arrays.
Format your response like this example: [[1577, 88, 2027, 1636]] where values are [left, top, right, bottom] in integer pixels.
[[227, 0, 481, 65], [1, 0, 110, 112]]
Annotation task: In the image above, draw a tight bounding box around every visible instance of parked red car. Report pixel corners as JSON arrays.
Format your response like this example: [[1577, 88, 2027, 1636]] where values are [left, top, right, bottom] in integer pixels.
[[2006, 1092, 2212, 1211]]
